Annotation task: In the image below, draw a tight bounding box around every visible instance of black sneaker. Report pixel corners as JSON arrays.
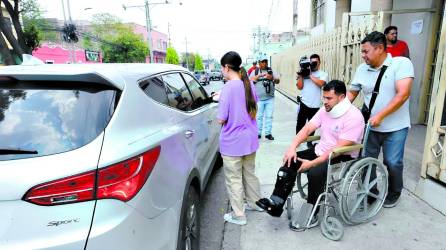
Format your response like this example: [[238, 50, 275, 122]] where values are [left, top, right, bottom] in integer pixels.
[[258, 134, 261, 139], [383, 193, 401, 208], [265, 134, 274, 140]]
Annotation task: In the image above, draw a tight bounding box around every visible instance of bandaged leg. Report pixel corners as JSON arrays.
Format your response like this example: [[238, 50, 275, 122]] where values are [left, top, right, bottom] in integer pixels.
[[256, 164, 298, 217]]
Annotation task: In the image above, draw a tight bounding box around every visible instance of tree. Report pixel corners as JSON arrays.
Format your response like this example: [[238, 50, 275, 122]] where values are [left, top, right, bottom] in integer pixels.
[[91, 13, 125, 39], [194, 53, 204, 71], [21, 0, 57, 43], [89, 12, 149, 63], [0, 0, 54, 65], [166, 47, 179, 65], [82, 36, 93, 50], [181, 52, 195, 70], [101, 27, 149, 63]]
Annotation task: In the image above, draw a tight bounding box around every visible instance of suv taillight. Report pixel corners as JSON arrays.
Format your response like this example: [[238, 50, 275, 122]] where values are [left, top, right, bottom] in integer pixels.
[[23, 146, 161, 206]]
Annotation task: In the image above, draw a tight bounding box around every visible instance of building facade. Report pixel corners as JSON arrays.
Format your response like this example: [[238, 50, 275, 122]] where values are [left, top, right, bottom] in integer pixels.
[[32, 43, 101, 64], [130, 23, 168, 63]]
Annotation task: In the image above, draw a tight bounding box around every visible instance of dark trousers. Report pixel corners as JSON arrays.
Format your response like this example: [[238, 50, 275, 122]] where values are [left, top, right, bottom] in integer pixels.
[[288, 148, 353, 206], [296, 102, 319, 134]]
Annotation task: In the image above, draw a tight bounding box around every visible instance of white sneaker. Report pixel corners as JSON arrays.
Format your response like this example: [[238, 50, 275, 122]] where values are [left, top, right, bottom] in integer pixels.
[[223, 212, 247, 225], [245, 203, 264, 212]]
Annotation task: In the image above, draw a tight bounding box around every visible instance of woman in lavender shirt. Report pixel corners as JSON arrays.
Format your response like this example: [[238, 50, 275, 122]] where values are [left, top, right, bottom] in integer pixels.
[[217, 51, 263, 225]]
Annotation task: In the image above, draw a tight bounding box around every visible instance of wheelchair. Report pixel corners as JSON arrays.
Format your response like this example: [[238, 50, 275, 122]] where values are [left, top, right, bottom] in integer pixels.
[[286, 124, 388, 241]]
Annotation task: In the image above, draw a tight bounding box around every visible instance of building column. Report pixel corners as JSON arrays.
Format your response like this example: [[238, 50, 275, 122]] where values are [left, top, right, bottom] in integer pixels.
[[371, 0, 393, 28], [335, 0, 351, 27]]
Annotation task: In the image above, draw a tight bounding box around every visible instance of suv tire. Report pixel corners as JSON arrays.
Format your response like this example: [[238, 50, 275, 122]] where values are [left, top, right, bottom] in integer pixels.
[[177, 186, 200, 250]]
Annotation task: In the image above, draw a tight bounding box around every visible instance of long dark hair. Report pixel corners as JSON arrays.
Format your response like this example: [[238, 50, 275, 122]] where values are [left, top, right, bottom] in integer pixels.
[[220, 51, 257, 119]]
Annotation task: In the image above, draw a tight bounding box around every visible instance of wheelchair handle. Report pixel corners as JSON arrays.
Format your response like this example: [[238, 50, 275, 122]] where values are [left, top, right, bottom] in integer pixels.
[[361, 123, 372, 158], [331, 144, 363, 157]]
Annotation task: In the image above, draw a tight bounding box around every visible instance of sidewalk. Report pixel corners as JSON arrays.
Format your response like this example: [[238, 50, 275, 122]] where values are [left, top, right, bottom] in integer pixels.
[[222, 92, 446, 250]]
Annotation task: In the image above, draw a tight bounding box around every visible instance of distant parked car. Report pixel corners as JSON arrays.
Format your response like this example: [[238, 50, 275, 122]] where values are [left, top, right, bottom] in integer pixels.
[[209, 70, 222, 81], [0, 63, 221, 250], [194, 70, 210, 85]]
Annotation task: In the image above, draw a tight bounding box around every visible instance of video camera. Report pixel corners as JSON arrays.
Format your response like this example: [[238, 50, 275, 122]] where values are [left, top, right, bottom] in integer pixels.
[[297, 56, 318, 78], [297, 56, 311, 78]]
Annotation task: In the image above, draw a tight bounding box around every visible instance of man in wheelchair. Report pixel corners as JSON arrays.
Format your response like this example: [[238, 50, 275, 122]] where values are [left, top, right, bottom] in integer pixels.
[[256, 80, 365, 223]]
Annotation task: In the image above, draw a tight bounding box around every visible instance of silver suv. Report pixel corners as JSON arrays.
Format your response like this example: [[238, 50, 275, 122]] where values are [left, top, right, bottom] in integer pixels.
[[0, 63, 220, 249]]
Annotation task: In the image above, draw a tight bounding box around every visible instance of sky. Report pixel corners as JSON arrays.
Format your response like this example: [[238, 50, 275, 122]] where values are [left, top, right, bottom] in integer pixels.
[[37, 0, 293, 61]]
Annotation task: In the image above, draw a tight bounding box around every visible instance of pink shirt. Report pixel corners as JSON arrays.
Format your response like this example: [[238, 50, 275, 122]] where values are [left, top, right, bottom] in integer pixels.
[[309, 105, 365, 158]]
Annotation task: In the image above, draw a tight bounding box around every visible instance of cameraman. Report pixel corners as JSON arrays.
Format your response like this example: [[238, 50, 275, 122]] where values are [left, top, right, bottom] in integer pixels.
[[249, 56, 280, 140], [296, 54, 328, 137]]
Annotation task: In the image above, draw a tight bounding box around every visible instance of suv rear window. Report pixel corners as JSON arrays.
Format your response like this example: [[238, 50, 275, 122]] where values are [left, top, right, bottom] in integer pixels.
[[0, 81, 118, 161]]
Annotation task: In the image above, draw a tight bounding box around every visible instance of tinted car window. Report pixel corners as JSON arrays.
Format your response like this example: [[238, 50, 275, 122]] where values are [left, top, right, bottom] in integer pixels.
[[0, 82, 117, 161], [181, 73, 209, 109], [162, 73, 193, 112], [141, 76, 169, 105]]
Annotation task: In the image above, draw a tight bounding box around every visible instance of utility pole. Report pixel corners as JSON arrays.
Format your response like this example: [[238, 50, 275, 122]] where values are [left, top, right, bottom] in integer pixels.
[[144, 0, 154, 63], [61, 0, 76, 63], [66, 0, 76, 63], [167, 22, 171, 46], [123, 1, 183, 63]]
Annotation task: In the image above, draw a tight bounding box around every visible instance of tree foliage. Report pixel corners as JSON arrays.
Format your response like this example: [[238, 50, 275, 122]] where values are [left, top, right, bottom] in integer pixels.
[[82, 36, 93, 50], [91, 13, 126, 39], [166, 47, 179, 65], [181, 52, 195, 70], [101, 27, 149, 63], [90, 12, 149, 63], [194, 53, 204, 71]]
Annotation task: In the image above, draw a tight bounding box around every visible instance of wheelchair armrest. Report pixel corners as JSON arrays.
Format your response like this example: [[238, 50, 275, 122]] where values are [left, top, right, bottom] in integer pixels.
[[331, 144, 363, 157], [304, 135, 320, 142]]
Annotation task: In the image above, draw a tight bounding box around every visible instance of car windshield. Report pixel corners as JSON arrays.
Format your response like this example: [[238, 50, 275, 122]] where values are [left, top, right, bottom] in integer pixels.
[[0, 81, 118, 161]]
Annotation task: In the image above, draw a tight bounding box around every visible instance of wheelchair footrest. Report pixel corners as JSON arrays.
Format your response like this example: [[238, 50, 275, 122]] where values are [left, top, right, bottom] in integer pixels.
[[290, 201, 314, 230]]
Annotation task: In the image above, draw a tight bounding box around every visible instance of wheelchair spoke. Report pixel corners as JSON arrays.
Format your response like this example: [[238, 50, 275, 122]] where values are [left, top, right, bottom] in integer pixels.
[[350, 193, 367, 216], [367, 192, 383, 200], [362, 196, 368, 214], [367, 178, 378, 191], [363, 163, 373, 187]]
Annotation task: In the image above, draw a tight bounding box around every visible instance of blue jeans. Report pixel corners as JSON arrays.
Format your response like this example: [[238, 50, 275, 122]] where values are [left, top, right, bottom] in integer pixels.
[[365, 127, 409, 196], [257, 98, 274, 136]]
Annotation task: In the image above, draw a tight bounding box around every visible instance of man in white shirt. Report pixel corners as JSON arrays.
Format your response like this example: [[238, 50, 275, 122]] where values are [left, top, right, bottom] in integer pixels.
[[348, 31, 414, 208], [296, 54, 328, 147]]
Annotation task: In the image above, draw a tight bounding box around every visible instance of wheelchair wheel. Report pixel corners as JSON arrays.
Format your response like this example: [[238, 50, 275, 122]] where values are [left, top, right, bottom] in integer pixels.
[[286, 197, 293, 220], [321, 216, 344, 241], [296, 172, 308, 200], [339, 157, 388, 225]]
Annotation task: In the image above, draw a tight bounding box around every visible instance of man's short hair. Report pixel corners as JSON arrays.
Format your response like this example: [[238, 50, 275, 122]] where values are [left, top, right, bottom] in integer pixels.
[[384, 25, 398, 35], [361, 31, 387, 50], [252, 61, 257, 65], [322, 80, 346, 96], [310, 54, 320, 61]]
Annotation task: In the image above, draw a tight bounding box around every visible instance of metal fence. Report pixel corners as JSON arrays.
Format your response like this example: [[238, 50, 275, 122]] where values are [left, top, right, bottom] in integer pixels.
[[271, 12, 384, 103]]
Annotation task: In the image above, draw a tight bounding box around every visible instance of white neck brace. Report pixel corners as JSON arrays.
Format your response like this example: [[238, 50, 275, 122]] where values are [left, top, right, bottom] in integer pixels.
[[328, 97, 351, 118]]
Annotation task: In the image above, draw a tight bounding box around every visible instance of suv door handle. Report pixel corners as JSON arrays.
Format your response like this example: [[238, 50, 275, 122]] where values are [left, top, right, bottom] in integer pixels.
[[185, 130, 195, 138]]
